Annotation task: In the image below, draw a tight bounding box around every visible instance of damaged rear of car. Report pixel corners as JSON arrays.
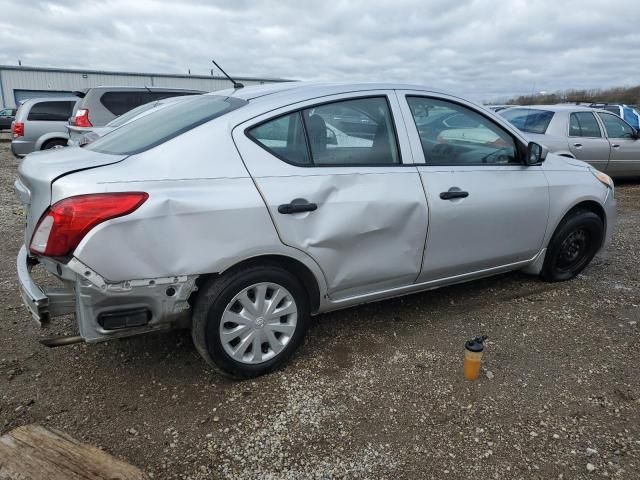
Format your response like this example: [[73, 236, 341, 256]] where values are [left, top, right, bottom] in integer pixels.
[[16, 94, 249, 343]]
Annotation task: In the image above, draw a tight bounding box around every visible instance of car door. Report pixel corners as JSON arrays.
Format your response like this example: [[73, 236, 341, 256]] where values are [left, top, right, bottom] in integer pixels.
[[596, 111, 640, 177], [567, 111, 611, 172], [0, 109, 13, 129], [233, 92, 429, 299], [398, 92, 550, 282]]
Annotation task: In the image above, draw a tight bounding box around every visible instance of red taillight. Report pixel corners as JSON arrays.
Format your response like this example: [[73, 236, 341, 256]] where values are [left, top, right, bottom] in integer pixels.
[[12, 121, 24, 138], [29, 192, 148, 257], [74, 109, 92, 127]]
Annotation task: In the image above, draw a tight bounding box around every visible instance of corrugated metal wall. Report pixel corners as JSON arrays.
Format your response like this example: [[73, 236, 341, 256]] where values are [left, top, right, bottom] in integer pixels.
[[0, 66, 283, 108]]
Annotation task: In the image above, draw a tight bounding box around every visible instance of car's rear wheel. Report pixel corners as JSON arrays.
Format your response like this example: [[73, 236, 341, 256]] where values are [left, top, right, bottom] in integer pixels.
[[191, 265, 310, 379], [541, 209, 604, 282], [41, 138, 67, 150]]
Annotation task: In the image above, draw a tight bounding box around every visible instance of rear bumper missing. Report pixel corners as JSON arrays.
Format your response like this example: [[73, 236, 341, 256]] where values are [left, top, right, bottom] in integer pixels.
[[17, 245, 198, 342], [17, 245, 75, 325]]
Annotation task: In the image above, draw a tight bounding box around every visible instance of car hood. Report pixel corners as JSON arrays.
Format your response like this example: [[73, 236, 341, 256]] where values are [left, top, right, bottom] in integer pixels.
[[542, 152, 591, 171]]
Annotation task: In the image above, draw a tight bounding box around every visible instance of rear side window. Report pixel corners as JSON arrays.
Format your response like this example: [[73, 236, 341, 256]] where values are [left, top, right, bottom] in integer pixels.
[[86, 95, 246, 155], [568, 112, 602, 137], [247, 96, 401, 166], [100, 91, 196, 116], [248, 112, 310, 165], [27, 101, 75, 121], [500, 108, 554, 134]]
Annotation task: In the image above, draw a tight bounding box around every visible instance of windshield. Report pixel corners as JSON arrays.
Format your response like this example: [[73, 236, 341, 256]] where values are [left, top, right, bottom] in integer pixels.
[[500, 108, 554, 134], [86, 95, 247, 155]]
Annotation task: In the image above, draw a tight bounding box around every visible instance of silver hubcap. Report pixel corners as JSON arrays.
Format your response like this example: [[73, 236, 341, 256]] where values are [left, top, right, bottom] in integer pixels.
[[220, 282, 298, 364]]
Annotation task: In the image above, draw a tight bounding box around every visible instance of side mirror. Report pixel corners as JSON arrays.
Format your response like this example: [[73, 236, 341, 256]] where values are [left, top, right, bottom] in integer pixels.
[[633, 128, 640, 140], [525, 141, 547, 165]]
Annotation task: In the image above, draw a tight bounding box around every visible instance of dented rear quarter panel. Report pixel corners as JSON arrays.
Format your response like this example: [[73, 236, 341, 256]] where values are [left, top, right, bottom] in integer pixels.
[[51, 118, 329, 295]]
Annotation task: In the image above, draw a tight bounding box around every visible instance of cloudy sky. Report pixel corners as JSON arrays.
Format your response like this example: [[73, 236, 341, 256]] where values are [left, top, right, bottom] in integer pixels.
[[0, 0, 638, 101]]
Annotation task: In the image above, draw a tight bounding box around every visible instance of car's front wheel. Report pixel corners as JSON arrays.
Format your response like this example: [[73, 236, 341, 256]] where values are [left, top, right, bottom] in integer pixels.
[[541, 209, 604, 282], [191, 264, 310, 378]]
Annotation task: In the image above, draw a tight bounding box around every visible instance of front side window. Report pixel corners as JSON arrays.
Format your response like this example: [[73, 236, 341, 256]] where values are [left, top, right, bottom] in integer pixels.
[[27, 101, 75, 121], [499, 108, 554, 134], [569, 112, 602, 137], [597, 112, 635, 139], [247, 96, 401, 166], [87, 95, 246, 155], [408, 96, 518, 165]]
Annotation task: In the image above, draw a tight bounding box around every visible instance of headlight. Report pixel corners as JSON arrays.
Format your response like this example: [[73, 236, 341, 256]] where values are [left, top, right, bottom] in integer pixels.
[[590, 169, 614, 190]]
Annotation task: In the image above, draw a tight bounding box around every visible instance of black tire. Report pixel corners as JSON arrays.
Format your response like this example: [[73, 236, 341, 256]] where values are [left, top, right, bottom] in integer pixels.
[[41, 138, 67, 150], [541, 209, 604, 282], [191, 264, 311, 379]]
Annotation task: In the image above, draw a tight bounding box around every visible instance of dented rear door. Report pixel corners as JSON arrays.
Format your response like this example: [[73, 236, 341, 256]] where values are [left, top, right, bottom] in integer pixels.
[[233, 91, 428, 299]]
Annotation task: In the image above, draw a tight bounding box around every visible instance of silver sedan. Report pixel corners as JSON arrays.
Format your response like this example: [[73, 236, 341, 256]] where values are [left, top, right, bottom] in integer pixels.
[[500, 105, 640, 177], [16, 83, 616, 378]]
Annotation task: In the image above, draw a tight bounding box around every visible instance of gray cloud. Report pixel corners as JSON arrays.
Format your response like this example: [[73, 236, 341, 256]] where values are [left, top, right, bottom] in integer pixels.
[[0, 0, 637, 100]]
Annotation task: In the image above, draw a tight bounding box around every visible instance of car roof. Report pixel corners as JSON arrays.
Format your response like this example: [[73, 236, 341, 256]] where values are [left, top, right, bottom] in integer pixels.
[[73, 86, 206, 97], [212, 81, 448, 101], [20, 97, 78, 106], [503, 105, 605, 113]]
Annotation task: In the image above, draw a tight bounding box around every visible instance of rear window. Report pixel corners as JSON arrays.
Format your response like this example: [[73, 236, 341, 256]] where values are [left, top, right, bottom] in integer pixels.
[[27, 101, 75, 121], [500, 108, 554, 134], [100, 91, 198, 116], [106, 101, 164, 128], [86, 95, 246, 155]]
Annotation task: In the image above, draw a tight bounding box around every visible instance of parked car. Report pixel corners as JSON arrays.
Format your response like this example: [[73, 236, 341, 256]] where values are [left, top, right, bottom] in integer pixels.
[[500, 105, 640, 177], [0, 107, 17, 130], [16, 83, 615, 378], [11, 98, 77, 156], [67, 95, 198, 147], [67, 86, 205, 145], [589, 103, 640, 129]]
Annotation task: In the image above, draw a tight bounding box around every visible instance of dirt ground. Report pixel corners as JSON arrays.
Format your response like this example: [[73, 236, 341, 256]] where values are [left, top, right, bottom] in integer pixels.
[[0, 140, 638, 480]]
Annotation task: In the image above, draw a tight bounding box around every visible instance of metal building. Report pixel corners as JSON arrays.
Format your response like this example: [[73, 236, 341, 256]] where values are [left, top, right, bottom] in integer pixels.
[[0, 65, 289, 108]]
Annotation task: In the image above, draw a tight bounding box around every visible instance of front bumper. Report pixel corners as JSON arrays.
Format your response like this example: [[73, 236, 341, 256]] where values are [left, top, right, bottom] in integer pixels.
[[17, 245, 75, 325]]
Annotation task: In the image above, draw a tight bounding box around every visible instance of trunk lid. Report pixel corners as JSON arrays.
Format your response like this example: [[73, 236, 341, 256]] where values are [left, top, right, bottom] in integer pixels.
[[16, 147, 127, 246]]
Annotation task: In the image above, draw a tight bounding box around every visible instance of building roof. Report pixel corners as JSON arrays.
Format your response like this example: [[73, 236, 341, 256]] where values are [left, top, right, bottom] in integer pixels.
[[0, 64, 292, 83]]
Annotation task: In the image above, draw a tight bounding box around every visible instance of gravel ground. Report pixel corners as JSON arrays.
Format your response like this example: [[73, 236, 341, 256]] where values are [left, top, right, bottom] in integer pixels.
[[0, 141, 639, 479]]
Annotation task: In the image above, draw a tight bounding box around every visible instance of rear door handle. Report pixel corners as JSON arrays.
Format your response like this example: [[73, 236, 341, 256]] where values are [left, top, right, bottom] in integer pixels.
[[573, 143, 583, 148], [440, 190, 469, 200], [612, 144, 620, 149], [278, 199, 318, 214]]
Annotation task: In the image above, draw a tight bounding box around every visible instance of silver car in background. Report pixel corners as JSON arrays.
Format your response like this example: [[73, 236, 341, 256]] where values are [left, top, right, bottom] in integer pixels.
[[68, 86, 205, 145], [11, 97, 77, 156], [16, 83, 616, 378], [67, 95, 195, 147], [500, 105, 640, 177]]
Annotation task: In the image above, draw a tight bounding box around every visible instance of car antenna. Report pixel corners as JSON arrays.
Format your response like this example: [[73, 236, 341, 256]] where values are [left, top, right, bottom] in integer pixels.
[[211, 59, 244, 89]]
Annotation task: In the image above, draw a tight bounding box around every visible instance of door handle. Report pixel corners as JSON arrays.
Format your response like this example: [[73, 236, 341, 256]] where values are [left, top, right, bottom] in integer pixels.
[[440, 190, 469, 200], [573, 143, 583, 148], [278, 199, 318, 214], [612, 144, 620, 149]]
